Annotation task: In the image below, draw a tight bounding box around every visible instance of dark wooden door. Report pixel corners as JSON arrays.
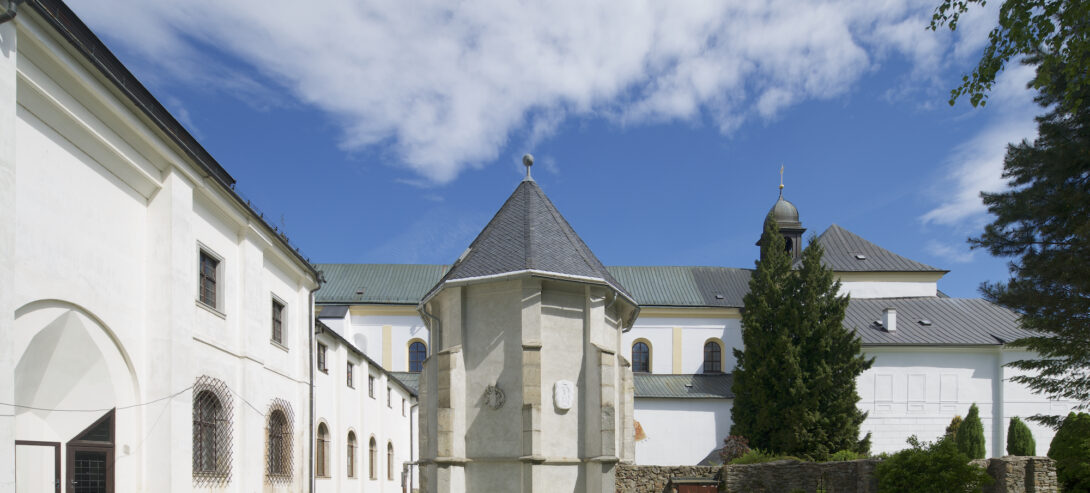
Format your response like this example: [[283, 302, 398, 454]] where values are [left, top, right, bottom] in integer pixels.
[[66, 410, 114, 493], [67, 448, 112, 493]]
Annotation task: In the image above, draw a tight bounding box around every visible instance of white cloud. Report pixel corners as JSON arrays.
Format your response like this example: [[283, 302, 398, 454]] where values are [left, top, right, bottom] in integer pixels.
[[920, 64, 1038, 228], [926, 240, 976, 264], [70, 0, 995, 184]]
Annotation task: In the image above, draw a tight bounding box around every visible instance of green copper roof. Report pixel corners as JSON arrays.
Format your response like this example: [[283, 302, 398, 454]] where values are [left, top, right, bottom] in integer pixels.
[[316, 264, 449, 304]]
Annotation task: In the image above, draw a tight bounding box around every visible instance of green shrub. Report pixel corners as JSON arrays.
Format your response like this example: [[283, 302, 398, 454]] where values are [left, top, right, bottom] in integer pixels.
[[1048, 412, 1090, 492], [946, 415, 963, 438], [1006, 417, 1036, 456], [826, 449, 866, 461], [729, 449, 800, 465], [875, 435, 993, 493], [956, 403, 987, 459]]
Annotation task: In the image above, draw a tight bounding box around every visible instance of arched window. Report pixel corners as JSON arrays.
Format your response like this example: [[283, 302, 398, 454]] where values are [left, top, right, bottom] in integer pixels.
[[387, 442, 394, 480], [267, 410, 288, 477], [703, 340, 722, 373], [408, 341, 427, 372], [347, 431, 357, 478], [632, 341, 650, 373], [368, 437, 378, 479], [193, 390, 222, 474], [316, 423, 330, 478], [265, 399, 294, 482], [192, 376, 232, 486]]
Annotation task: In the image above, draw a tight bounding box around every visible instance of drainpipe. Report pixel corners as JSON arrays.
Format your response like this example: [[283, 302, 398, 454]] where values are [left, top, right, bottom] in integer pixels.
[[308, 273, 325, 493], [410, 400, 418, 492], [0, 0, 24, 24]]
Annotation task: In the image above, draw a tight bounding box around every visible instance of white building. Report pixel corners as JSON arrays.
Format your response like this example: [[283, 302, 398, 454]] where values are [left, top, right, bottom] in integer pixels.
[[1, 2, 416, 492], [2, 0, 1083, 492], [314, 192, 1080, 469]]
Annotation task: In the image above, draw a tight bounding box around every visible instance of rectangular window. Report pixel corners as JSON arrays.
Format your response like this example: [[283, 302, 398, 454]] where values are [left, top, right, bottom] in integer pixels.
[[368, 375, 375, 398], [347, 363, 355, 388], [317, 343, 328, 373], [387, 387, 392, 408], [198, 250, 220, 309], [271, 299, 285, 345], [402, 398, 406, 417]]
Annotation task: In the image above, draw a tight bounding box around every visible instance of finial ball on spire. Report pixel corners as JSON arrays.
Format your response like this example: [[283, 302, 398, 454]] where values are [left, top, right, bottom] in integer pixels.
[[523, 154, 534, 167]]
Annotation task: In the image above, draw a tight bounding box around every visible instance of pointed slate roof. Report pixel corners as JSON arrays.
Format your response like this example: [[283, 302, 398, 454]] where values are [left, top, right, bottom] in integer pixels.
[[422, 179, 633, 303], [813, 224, 947, 273]]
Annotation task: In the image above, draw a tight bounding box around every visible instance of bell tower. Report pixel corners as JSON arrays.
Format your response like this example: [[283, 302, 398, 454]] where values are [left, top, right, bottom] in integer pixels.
[[758, 166, 806, 262]]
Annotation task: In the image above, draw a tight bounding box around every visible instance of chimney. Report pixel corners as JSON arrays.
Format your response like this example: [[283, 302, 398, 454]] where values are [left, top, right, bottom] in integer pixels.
[[883, 308, 897, 332]]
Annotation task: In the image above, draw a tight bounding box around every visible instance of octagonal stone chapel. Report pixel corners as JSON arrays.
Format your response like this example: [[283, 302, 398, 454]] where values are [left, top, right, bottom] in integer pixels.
[[416, 157, 639, 492]]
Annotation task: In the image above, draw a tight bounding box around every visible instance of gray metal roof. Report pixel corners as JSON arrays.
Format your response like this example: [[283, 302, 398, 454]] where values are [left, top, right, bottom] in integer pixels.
[[607, 266, 752, 308], [316, 305, 349, 319], [814, 224, 946, 273], [634, 373, 734, 399], [390, 372, 419, 395], [316, 264, 449, 305], [845, 297, 1031, 345], [424, 180, 633, 302]]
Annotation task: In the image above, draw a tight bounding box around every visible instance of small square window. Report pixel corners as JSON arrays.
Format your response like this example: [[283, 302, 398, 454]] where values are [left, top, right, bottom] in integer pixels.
[[317, 343, 328, 373], [347, 362, 355, 388], [198, 249, 222, 309], [368, 375, 375, 398], [271, 299, 285, 345]]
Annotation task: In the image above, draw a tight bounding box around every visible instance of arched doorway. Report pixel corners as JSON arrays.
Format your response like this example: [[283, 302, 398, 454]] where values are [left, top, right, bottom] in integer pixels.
[[13, 301, 137, 493]]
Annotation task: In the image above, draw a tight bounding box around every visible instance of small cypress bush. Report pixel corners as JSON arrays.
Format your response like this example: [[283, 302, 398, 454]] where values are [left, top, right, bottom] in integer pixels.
[[956, 403, 987, 459], [875, 435, 992, 493], [946, 415, 963, 438], [1048, 412, 1090, 492], [1006, 417, 1035, 456]]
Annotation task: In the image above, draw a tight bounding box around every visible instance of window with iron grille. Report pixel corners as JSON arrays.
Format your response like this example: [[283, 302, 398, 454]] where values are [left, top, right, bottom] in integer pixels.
[[408, 341, 427, 372], [632, 341, 651, 373], [387, 442, 394, 480], [368, 375, 375, 398], [347, 362, 355, 388], [368, 437, 377, 480], [347, 432, 357, 478], [317, 343, 328, 373], [703, 341, 722, 373], [265, 399, 293, 483], [192, 376, 233, 486], [316, 423, 330, 478], [198, 250, 220, 309], [271, 299, 285, 345]]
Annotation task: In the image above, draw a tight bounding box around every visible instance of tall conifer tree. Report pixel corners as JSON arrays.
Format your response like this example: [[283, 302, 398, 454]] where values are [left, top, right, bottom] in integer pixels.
[[794, 237, 873, 458], [731, 213, 805, 453], [732, 214, 872, 458]]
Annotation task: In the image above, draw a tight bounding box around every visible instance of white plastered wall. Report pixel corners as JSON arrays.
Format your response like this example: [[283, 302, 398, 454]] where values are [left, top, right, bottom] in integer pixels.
[[623, 315, 741, 374], [313, 332, 416, 493], [858, 346, 1069, 458], [634, 398, 732, 466], [8, 10, 317, 492]]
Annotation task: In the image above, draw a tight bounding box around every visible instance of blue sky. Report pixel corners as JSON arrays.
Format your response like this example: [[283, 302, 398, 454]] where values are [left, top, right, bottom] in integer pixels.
[[69, 0, 1041, 298]]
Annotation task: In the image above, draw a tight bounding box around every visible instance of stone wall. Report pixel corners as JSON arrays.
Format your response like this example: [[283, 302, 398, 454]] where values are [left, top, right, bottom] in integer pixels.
[[616, 456, 1059, 493], [972, 456, 1059, 493], [721, 459, 880, 493], [615, 465, 721, 493]]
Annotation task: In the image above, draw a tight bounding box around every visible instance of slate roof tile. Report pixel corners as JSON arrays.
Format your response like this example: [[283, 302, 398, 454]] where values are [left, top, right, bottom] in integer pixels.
[[814, 224, 946, 273], [633, 373, 734, 399]]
